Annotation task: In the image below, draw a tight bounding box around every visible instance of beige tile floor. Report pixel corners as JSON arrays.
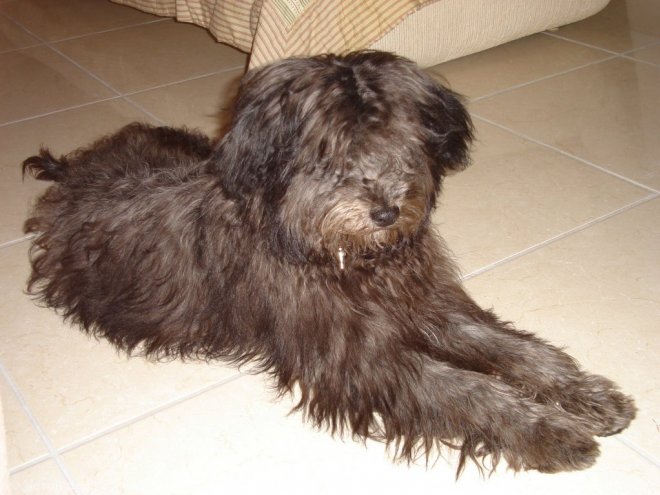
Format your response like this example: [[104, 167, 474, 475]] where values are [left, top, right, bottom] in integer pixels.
[[0, 0, 658, 493]]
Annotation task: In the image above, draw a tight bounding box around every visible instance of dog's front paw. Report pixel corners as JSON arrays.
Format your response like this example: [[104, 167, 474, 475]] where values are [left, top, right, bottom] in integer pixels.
[[530, 417, 600, 473], [594, 388, 637, 436], [552, 375, 636, 437], [502, 414, 600, 473]]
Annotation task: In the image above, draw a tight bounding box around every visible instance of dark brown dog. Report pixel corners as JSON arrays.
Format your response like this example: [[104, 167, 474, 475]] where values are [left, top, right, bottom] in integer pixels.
[[22, 51, 634, 475]]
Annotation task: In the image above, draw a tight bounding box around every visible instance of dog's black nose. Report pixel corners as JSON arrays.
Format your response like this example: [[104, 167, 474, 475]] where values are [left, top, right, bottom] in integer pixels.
[[370, 205, 400, 227]]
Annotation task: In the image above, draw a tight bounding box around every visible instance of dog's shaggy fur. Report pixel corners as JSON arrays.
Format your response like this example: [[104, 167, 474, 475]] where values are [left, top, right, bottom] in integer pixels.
[[23, 51, 634, 475]]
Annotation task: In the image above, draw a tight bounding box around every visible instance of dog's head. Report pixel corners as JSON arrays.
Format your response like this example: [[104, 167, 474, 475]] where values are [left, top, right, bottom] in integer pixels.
[[214, 51, 473, 268]]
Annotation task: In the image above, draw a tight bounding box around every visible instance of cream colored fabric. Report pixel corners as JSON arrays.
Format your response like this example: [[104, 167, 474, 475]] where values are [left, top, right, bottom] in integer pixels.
[[112, 0, 436, 68], [249, 0, 434, 69], [112, 0, 609, 68], [372, 0, 610, 66]]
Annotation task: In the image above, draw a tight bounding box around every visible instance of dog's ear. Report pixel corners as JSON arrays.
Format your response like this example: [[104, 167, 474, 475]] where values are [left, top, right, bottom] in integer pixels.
[[418, 81, 474, 183], [210, 60, 308, 202]]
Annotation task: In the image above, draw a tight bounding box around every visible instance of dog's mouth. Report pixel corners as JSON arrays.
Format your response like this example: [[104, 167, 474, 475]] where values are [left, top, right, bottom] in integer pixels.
[[318, 194, 429, 269]]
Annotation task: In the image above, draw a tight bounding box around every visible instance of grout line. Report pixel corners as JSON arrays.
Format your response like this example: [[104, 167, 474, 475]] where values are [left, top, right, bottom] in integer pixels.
[[0, 42, 43, 56], [618, 46, 660, 69], [120, 64, 246, 125], [50, 18, 169, 43], [542, 32, 660, 69], [0, 17, 168, 56], [0, 361, 83, 494], [619, 39, 660, 56], [0, 53, 244, 130], [9, 453, 51, 476], [7, 371, 246, 477], [1, 6, 247, 130], [615, 435, 660, 469], [471, 114, 660, 195], [42, 43, 122, 97], [618, 55, 660, 69], [1, 10, 122, 98], [541, 30, 660, 57], [600, 39, 660, 69], [123, 65, 246, 97], [541, 30, 622, 55], [0, 64, 245, 129], [461, 193, 659, 282], [0, 235, 33, 250], [53, 372, 246, 458], [471, 54, 618, 102], [0, 12, 167, 127], [0, 11, 134, 134], [0, 97, 124, 128], [121, 96, 166, 125], [0, 11, 44, 55]]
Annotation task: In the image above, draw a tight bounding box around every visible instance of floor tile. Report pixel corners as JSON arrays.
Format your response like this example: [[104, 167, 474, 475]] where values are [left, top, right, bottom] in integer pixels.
[[55, 21, 247, 94], [1, 0, 658, 491], [428, 33, 612, 100], [464, 197, 660, 459], [432, 120, 649, 274], [472, 57, 660, 190], [0, 242, 240, 450], [10, 460, 74, 495], [0, 0, 159, 42], [0, 378, 46, 468], [61, 374, 446, 494], [128, 69, 244, 137], [0, 99, 155, 245], [0, 13, 40, 52], [553, 0, 660, 53], [61, 373, 660, 495], [0, 45, 115, 124]]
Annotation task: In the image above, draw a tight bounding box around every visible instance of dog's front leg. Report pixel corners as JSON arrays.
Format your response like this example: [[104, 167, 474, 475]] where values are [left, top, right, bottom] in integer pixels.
[[377, 355, 600, 474], [416, 288, 635, 438], [288, 340, 599, 474]]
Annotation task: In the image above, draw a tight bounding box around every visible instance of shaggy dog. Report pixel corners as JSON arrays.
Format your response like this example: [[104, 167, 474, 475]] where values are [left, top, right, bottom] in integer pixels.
[[22, 51, 634, 475]]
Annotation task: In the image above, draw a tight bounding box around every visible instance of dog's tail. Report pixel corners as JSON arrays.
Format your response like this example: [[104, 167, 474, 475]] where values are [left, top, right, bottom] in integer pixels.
[[22, 149, 68, 182]]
